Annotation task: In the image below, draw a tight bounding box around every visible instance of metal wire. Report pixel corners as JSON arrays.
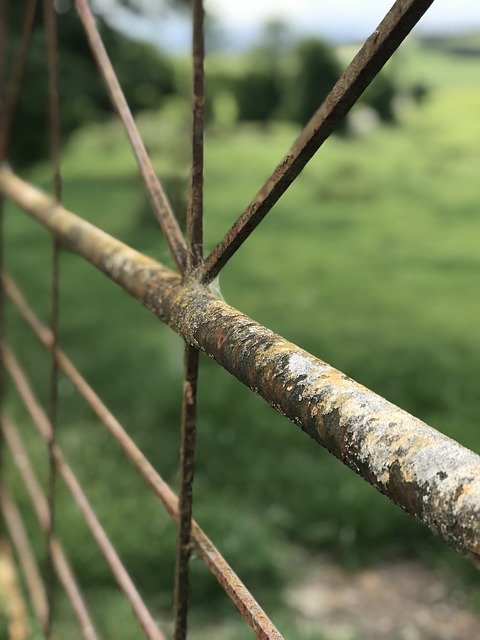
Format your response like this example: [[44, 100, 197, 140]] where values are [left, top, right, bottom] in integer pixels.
[[174, 2, 205, 637], [3, 346, 166, 640], [43, 0, 62, 635], [202, 0, 435, 281], [0, 486, 49, 628], [1, 1, 472, 638], [3, 272, 285, 640], [74, 0, 187, 273], [1, 415, 99, 640], [1, 173, 479, 561]]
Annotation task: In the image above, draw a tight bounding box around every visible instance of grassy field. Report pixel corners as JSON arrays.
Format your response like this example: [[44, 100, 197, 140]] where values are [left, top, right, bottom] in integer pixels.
[[2, 40, 480, 638]]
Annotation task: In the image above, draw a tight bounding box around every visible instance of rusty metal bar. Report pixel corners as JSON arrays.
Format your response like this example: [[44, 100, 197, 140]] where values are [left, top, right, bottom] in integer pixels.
[[186, 0, 204, 275], [0, 0, 38, 162], [1, 415, 99, 640], [73, 0, 187, 273], [202, 0, 434, 281], [174, 1, 205, 636], [0, 486, 49, 628], [174, 345, 199, 640], [3, 272, 285, 640], [1, 167, 479, 561], [3, 346, 166, 640], [43, 1, 62, 634]]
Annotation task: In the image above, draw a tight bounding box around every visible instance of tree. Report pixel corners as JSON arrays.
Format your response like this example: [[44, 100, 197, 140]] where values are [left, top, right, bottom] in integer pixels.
[[288, 38, 343, 128], [362, 73, 397, 123], [4, 3, 175, 167]]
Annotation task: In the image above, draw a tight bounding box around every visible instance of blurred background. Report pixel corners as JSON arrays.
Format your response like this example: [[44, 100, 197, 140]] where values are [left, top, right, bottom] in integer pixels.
[[2, 0, 480, 638]]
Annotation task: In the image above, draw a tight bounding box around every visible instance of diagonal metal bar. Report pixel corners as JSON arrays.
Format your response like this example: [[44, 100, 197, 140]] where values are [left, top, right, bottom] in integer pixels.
[[1, 415, 99, 640], [74, 0, 187, 273], [1, 168, 479, 560], [3, 345, 166, 640], [43, 1, 62, 635], [202, 0, 435, 281], [174, 1, 205, 637], [0, 0, 38, 162], [3, 272, 285, 640], [0, 486, 49, 628]]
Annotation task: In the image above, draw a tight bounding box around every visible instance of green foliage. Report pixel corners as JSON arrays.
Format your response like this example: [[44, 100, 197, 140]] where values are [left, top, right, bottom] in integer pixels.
[[362, 72, 397, 123], [234, 65, 282, 123], [6, 5, 175, 167], [287, 38, 343, 127], [4, 42, 480, 637]]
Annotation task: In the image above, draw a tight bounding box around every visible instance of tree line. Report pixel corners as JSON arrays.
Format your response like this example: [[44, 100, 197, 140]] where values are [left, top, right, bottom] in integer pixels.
[[4, 6, 426, 167]]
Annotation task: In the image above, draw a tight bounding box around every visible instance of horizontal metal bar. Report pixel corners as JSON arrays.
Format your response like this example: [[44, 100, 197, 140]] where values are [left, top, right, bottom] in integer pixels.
[[1, 415, 99, 640], [2, 347, 165, 640], [0, 485, 48, 628], [4, 272, 284, 640], [1, 165, 479, 559]]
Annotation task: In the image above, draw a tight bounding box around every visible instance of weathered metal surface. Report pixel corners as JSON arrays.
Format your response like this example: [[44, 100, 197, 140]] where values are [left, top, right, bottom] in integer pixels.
[[202, 0, 435, 281], [0, 486, 48, 628], [1, 167, 479, 560], [174, 344, 200, 640], [174, 2, 205, 636], [4, 272, 285, 640], [1, 415, 99, 640], [74, 0, 187, 273], [3, 347, 165, 640]]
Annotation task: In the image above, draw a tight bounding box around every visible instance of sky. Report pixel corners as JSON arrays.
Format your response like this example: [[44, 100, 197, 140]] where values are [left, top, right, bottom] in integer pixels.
[[98, 0, 480, 51]]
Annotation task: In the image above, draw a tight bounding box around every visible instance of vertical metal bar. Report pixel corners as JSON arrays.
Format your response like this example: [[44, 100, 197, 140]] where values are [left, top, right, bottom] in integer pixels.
[[186, 0, 204, 274], [174, 2, 204, 638], [174, 346, 199, 640], [43, 1, 62, 636]]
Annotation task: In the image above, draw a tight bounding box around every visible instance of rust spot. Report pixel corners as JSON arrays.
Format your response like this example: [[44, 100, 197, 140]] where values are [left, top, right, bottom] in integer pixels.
[[387, 461, 423, 518]]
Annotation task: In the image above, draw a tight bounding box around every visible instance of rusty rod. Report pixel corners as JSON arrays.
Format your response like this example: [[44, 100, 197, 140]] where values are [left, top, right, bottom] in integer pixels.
[[1, 415, 99, 640], [174, 1, 205, 636], [0, 486, 49, 628], [43, 0, 63, 634], [74, 0, 187, 273], [1, 166, 479, 560], [174, 345, 199, 640], [3, 273, 284, 640], [202, 0, 434, 281], [3, 347, 166, 640]]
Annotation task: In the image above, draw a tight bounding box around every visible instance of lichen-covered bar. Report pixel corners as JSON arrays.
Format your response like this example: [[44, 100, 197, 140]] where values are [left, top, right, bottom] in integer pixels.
[[1, 164, 479, 559]]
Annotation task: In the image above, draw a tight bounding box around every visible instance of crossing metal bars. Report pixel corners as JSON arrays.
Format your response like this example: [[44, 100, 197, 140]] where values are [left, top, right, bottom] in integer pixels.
[[0, 1, 478, 639]]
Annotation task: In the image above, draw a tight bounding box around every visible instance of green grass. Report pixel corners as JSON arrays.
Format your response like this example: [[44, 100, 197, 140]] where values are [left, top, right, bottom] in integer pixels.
[[3, 55, 480, 637]]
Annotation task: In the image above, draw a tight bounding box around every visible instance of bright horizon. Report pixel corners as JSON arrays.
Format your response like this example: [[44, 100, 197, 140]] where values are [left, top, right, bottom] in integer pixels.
[[97, 0, 480, 51]]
